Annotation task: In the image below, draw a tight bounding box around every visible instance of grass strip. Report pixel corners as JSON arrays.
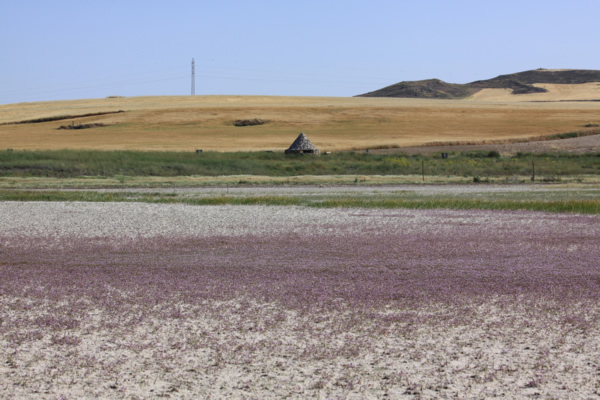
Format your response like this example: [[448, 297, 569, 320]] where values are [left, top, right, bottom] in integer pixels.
[[0, 191, 126, 202], [312, 198, 600, 214], [1, 190, 599, 214], [1, 149, 599, 179]]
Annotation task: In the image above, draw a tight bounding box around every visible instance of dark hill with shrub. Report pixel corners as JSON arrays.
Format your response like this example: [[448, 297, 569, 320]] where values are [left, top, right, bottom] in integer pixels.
[[357, 69, 600, 99]]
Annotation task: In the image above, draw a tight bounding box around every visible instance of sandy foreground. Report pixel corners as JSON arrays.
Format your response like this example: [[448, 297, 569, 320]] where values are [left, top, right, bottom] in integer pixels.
[[1, 202, 600, 399]]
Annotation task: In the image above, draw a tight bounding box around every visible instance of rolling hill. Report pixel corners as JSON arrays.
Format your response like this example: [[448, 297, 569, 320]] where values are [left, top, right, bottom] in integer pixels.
[[0, 95, 598, 152], [357, 69, 600, 100]]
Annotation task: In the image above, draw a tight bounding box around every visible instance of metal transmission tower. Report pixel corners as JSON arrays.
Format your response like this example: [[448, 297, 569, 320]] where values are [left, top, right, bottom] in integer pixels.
[[191, 58, 195, 95]]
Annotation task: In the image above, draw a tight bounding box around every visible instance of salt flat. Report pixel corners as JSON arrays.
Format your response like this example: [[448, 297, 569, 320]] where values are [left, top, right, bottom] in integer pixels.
[[1, 202, 599, 398]]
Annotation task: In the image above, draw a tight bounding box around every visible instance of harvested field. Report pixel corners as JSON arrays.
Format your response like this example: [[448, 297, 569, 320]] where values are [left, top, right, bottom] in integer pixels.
[[469, 82, 600, 102], [1, 95, 599, 151], [1, 202, 599, 398]]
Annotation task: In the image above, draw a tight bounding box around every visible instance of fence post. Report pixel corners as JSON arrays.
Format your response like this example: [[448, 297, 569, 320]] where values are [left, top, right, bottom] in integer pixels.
[[531, 160, 535, 182]]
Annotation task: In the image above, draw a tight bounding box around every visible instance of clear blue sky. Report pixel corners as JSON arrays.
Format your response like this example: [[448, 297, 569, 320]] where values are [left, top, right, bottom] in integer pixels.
[[2, 0, 599, 104]]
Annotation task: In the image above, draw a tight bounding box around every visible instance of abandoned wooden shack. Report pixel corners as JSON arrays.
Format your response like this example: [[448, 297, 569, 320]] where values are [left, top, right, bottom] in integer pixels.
[[285, 132, 320, 155]]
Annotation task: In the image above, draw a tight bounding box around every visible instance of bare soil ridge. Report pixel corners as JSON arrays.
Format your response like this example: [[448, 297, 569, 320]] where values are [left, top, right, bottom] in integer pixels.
[[382, 132, 600, 156], [357, 68, 600, 99]]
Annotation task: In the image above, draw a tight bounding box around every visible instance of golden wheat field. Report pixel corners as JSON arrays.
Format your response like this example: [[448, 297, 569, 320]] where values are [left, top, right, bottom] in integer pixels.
[[1, 93, 599, 151], [469, 82, 600, 102]]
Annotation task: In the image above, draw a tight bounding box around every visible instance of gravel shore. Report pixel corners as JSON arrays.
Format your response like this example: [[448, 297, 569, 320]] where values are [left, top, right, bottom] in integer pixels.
[[0, 201, 593, 241]]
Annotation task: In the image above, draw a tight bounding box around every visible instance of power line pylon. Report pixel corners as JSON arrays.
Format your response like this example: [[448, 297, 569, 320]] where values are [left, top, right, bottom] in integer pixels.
[[191, 58, 195, 96]]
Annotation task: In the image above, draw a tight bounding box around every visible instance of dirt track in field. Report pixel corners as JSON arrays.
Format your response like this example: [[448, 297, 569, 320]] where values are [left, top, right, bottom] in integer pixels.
[[378, 132, 600, 155]]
